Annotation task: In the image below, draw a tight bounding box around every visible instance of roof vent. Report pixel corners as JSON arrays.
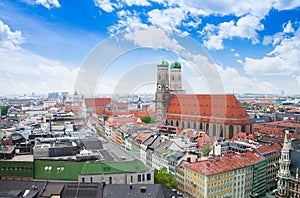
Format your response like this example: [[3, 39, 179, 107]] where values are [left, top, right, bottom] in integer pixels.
[[140, 186, 146, 193]]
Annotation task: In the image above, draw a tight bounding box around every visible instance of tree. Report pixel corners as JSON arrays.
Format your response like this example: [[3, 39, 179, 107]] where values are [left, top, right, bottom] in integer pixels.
[[201, 143, 212, 156], [0, 106, 8, 116], [154, 167, 178, 190], [141, 116, 154, 123]]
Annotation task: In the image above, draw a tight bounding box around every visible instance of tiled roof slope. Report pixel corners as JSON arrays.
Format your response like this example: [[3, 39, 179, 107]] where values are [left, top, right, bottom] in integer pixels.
[[166, 94, 251, 124], [84, 98, 112, 108], [185, 152, 264, 175]]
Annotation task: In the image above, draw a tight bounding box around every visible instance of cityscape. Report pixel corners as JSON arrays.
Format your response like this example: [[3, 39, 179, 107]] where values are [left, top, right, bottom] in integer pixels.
[[1, 1, 300, 198]]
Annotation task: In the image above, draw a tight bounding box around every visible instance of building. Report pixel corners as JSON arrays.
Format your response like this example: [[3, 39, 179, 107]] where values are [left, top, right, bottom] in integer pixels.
[[154, 60, 252, 139], [0, 180, 179, 198], [276, 132, 300, 197], [183, 152, 265, 198], [256, 144, 280, 192], [155, 60, 171, 125], [0, 155, 34, 181], [34, 159, 153, 184]]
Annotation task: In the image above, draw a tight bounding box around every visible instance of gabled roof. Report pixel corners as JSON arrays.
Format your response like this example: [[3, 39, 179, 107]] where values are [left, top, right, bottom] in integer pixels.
[[185, 151, 264, 175], [167, 94, 251, 124], [84, 98, 112, 108]]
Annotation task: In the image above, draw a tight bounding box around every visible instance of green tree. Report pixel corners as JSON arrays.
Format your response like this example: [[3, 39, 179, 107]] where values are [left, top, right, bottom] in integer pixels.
[[154, 167, 178, 190], [0, 106, 8, 116], [201, 143, 212, 156], [141, 116, 154, 123]]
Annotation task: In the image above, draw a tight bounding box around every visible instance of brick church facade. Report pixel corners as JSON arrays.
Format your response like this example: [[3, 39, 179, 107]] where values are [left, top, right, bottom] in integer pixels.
[[155, 60, 252, 139]]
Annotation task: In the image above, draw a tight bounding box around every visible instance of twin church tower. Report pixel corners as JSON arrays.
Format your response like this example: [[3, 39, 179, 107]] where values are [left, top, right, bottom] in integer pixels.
[[155, 60, 184, 124]]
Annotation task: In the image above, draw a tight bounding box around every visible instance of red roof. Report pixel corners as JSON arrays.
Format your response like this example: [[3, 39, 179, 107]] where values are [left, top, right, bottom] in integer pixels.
[[166, 94, 251, 124], [84, 98, 112, 108], [185, 152, 264, 175], [231, 132, 255, 141], [272, 142, 283, 152], [105, 116, 146, 128], [257, 144, 276, 154], [263, 121, 300, 129], [63, 106, 82, 112]]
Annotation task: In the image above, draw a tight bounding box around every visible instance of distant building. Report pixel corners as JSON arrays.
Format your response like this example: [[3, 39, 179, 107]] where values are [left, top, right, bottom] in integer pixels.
[[154, 60, 252, 139], [48, 92, 59, 99]]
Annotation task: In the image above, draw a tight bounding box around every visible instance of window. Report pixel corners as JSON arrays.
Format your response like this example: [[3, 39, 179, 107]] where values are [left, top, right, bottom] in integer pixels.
[[147, 173, 151, 181], [131, 175, 133, 183], [229, 125, 234, 139], [109, 176, 112, 184], [142, 174, 145, 181], [138, 174, 142, 182]]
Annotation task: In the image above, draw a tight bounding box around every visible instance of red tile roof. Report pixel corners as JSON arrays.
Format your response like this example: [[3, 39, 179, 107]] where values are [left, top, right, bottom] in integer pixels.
[[63, 105, 82, 112], [84, 98, 112, 108], [253, 124, 284, 137], [195, 133, 211, 148], [166, 94, 251, 124], [263, 121, 300, 129], [231, 132, 255, 141], [257, 144, 276, 154], [105, 116, 146, 128], [185, 151, 264, 175], [271, 142, 283, 152]]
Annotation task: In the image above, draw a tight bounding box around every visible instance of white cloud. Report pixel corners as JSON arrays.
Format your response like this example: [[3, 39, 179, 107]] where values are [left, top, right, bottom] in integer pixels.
[[0, 48, 78, 94], [273, 0, 300, 10], [94, 0, 117, 12], [124, 26, 184, 51], [0, 20, 24, 49], [35, 0, 60, 9], [202, 15, 264, 50], [109, 10, 148, 34], [216, 65, 279, 94], [263, 20, 295, 46], [244, 28, 300, 76], [22, 0, 60, 9], [148, 8, 187, 31], [123, 0, 151, 6], [283, 20, 295, 33], [297, 76, 300, 86], [95, 0, 300, 52]]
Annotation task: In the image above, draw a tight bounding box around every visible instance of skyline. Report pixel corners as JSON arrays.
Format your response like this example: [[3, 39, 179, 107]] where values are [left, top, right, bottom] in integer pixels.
[[0, 0, 299, 95]]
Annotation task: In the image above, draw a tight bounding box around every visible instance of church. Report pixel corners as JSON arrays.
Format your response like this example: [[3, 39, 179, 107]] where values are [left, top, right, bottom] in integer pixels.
[[154, 60, 252, 139]]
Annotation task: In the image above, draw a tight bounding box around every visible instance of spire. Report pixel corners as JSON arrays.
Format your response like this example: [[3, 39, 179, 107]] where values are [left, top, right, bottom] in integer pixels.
[[283, 130, 291, 151], [278, 130, 291, 178]]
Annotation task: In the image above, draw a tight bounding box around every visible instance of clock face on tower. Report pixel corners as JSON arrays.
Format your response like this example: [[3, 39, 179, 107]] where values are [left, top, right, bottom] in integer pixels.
[[165, 85, 169, 90], [157, 84, 162, 90]]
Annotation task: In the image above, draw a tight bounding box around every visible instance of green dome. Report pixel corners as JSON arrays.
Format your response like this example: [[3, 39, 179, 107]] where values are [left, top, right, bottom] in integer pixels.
[[157, 60, 169, 67], [170, 62, 181, 69]]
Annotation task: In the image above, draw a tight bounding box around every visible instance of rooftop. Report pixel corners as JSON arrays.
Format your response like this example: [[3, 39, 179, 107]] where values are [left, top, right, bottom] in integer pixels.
[[34, 159, 148, 181], [170, 62, 181, 69], [167, 94, 251, 124], [84, 98, 112, 108], [185, 152, 264, 175], [157, 60, 169, 67]]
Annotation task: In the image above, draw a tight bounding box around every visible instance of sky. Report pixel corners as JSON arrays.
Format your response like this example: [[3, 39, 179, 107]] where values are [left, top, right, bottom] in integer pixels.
[[0, 0, 299, 96]]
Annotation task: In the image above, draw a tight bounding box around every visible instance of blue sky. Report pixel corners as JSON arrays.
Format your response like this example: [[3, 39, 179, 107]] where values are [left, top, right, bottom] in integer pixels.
[[0, 0, 299, 96]]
